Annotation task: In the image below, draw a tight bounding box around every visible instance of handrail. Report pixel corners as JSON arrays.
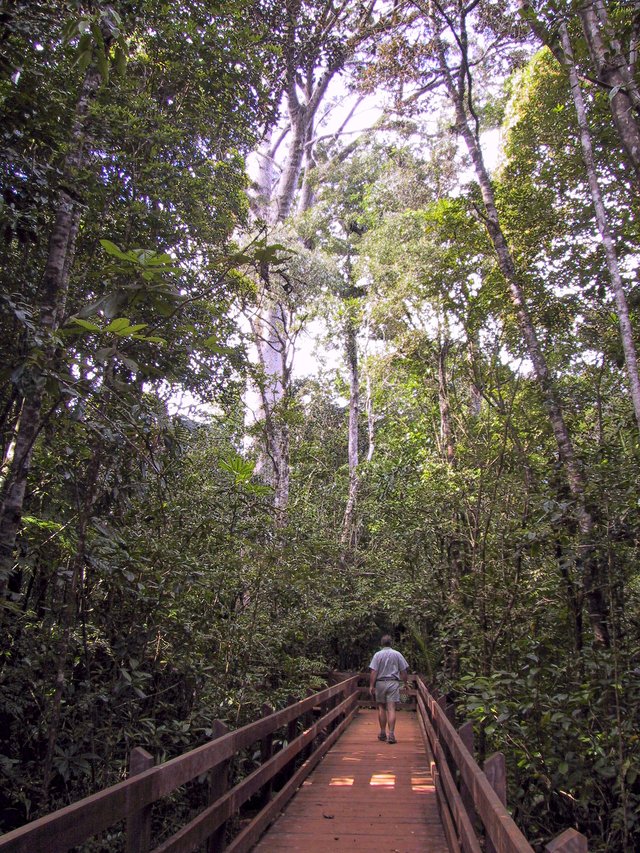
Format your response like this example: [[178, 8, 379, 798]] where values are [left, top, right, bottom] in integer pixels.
[[415, 676, 588, 853], [0, 675, 360, 853]]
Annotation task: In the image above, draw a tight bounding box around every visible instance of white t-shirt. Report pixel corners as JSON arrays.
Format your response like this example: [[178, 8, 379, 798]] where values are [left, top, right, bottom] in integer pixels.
[[369, 647, 409, 680]]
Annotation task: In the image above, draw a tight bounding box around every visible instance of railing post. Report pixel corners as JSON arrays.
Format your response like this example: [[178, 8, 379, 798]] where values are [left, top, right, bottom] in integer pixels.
[[260, 703, 274, 805], [438, 695, 456, 725], [126, 747, 153, 853], [437, 696, 455, 773], [408, 674, 417, 710], [286, 695, 298, 746], [545, 828, 588, 852], [458, 721, 476, 827], [207, 719, 230, 853], [303, 688, 315, 759], [483, 752, 506, 853]]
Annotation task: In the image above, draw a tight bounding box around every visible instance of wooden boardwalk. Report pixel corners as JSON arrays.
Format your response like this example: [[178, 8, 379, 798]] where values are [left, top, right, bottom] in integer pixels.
[[253, 709, 449, 852]]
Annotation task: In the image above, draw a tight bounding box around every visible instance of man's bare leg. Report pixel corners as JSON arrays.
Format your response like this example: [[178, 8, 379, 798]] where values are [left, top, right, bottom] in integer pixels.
[[377, 703, 387, 737], [387, 701, 397, 741]]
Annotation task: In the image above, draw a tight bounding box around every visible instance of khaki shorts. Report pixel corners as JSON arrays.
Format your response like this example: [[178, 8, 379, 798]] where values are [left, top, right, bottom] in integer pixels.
[[375, 679, 401, 704]]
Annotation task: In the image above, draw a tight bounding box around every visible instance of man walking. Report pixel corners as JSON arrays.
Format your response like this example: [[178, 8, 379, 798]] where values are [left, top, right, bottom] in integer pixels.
[[369, 635, 409, 744]]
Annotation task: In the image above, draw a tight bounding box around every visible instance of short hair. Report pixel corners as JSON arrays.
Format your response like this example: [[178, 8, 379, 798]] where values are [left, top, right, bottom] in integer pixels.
[[381, 634, 392, 647]]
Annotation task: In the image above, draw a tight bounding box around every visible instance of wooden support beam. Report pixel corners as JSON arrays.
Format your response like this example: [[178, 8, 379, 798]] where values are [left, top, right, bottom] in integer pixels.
[[126, 747, 153, 853], [483, 753, 506, 853], [207, 720, 230, 853], [435, 771, 461, 853], [458, 722, 476, 830], [259, 704, 274, 807], [545, 829, 588, 852]]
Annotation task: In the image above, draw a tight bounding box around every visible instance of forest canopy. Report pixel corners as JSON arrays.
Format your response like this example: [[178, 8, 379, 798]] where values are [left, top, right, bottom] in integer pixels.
[[1, 1, 639, 850]]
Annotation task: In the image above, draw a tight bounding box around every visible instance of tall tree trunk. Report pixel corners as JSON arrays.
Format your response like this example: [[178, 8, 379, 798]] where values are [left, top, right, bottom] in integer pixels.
[[247, 1, 377, 518], [557, 21, 640, 433], [250, 301, 291, 519], [0, 65, 102, 590], [430, 5, 609, 645], [341, 309, 360, 547]]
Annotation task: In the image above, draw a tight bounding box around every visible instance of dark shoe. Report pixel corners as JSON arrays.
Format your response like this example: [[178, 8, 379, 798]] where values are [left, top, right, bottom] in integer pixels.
[[378, 732, 387, 741], [387, 734, 397, 744]]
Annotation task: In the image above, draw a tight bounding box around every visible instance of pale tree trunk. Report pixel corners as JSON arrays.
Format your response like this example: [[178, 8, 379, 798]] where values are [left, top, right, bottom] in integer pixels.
[[297, 125, 316, 216], [0, 65, 101, 591], [249, 301, 291, 519], [341, 309, 360, 548], [558, 21, 640, 433], [429, 3, 609, 645], [365, 374, 375, 462], [247, 2, 378, 519], [249, 88, 325, 520]]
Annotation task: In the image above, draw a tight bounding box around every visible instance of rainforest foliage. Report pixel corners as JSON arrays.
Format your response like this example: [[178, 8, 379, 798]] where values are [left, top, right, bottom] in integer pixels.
[[1, 1, 639, 850]]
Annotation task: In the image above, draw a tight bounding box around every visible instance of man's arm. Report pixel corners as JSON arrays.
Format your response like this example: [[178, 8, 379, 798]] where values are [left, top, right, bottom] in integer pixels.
[[401, 667, 409, 685], [369, 668, 377, 696]]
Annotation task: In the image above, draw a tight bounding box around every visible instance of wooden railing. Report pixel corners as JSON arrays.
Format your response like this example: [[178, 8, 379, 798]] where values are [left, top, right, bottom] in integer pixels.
[[414, 676, 588, 853], [0, 672, 590, 853], [0, 675, 360, 853]]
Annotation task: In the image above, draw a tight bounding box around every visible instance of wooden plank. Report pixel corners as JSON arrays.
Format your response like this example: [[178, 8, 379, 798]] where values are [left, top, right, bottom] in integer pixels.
[[206, 721, 230, 853], [484, 753, 506, 853], [436, 772, 461, 853], [0, 676, 359, 853], [435, 741, 482, 853], [418, 697, 479, 852], [224, 705, 358, 853], [253, 709, 447, 853], [417, 693, 438, 757], [126, 747, 153, 853], [545, 829, 588, 852], [415, 698, 436, 768], [258, 704, 274, 807], [458, 722, 477, 831], [417, 677, 534, 853], [149, 692, 359, 853]]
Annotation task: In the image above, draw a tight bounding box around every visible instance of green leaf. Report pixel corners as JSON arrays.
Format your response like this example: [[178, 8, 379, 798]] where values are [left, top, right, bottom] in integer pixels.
[[97, 50, 109, 84], [219, 454, 255, 483], [105, 317, 132, 333], [77, 50, 93, 73], [114, 45, 127, 76], [69, 318, 101, 332], [100, 239, 131, 261]]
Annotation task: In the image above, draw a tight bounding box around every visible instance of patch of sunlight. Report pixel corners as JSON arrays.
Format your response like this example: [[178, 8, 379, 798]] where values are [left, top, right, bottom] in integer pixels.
[[370, 773, 396, 787], [411, 775, 434, 792], [329, 776, 355, 786]]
